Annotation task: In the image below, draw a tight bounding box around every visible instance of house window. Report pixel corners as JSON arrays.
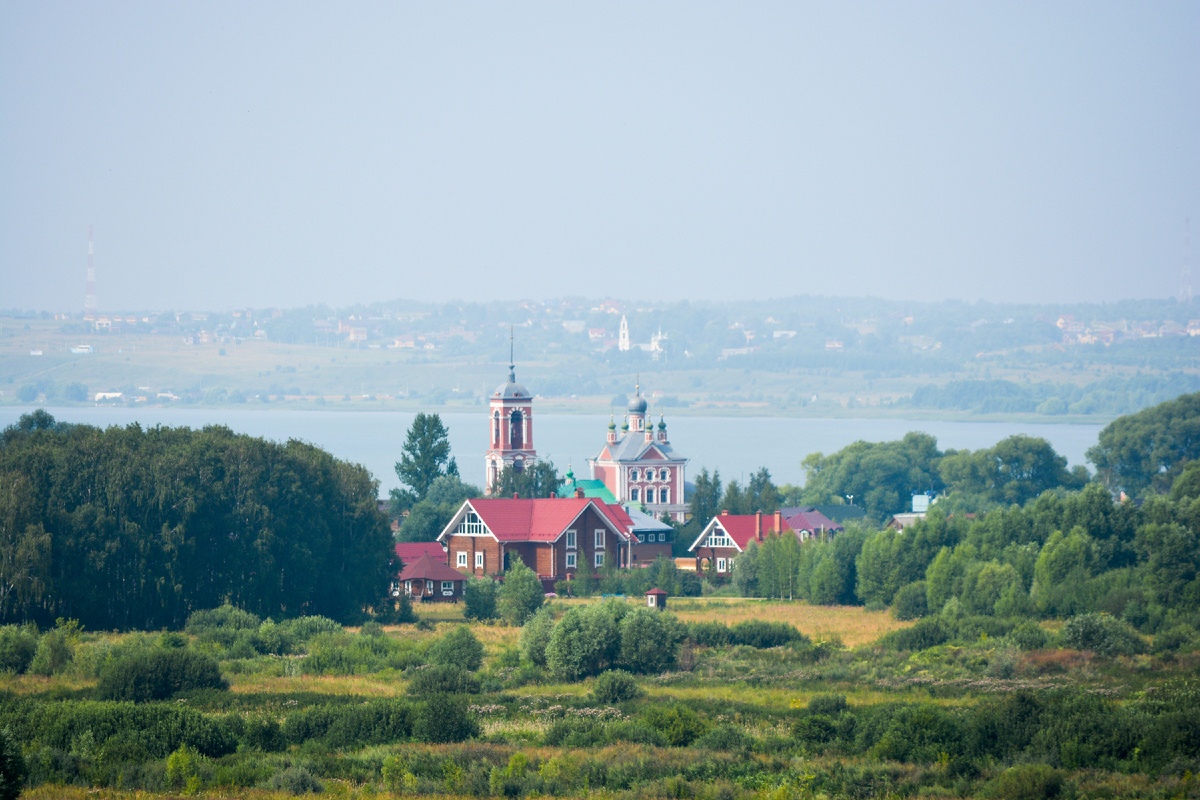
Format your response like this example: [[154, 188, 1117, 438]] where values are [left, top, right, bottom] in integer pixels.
[[441, 581, 454, 595], [595, 529, 605, 549], [566, 530, 576, 549], [404, 580, 412, 595], [646, 488, 655, 504], [659, 533, 667, 543], [637, 534, 645, 543], [708, 532, 733, 548], [717, 558, 727, 572], [426, 580, 434, 594], [660, 469, 669, 481], [595, 552, 605, 568], [631, 488, 639, 501], [566, 552, 576, 568], [661, 488, 670, 504], [630, 469, 639, 481], [457, 551, 468, 568], [475, 552, 484, 570], [456, 511, 486, 536]]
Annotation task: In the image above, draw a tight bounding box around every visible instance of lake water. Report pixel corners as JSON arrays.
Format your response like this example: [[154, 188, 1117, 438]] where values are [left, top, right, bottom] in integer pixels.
[[2, 406, 1105, 497]]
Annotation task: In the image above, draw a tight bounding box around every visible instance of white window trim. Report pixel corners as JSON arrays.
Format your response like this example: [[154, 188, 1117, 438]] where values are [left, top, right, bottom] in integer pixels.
[[566, 529, 576, 549], [717, 558, 727, 572], [631, 488, 639, 501], [566, 552, 577, 568], [456, 551, 468, 568], [594, 528, 605, 549], [594, 552, 605, 567], [631, 469, 639, 481], [441, 581, 454, 595], [475, 552, 484, 570]]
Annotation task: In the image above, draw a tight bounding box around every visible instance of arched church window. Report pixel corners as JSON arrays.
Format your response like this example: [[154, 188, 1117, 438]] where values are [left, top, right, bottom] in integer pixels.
[[510, 410, 523, 449], [493, 412, 500, 445]]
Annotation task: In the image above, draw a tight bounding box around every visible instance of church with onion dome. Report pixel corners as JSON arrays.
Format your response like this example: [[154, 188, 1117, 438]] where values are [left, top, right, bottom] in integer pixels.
[[586, 383, 689, 522]]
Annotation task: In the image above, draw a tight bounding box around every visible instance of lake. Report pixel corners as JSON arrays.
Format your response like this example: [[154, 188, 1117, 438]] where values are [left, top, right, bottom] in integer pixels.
[[2, 406, 1105, 497]]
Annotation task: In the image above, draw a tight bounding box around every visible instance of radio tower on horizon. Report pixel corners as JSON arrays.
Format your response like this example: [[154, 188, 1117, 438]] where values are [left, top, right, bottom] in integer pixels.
[[84, 225, 97, 320]]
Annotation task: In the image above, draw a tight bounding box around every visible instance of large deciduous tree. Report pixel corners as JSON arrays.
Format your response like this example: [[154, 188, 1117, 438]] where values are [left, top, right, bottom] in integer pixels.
[[393, 413, 457, 508], [1087, 391, 1200, 497]]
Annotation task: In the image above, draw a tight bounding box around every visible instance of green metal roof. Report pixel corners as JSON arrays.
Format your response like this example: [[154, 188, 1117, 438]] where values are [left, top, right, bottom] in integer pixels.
[[556, 478, 617, 503]]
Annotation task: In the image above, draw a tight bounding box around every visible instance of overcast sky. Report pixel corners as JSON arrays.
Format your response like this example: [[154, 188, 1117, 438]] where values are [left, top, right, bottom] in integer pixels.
[[2, 2, 1198, 313]]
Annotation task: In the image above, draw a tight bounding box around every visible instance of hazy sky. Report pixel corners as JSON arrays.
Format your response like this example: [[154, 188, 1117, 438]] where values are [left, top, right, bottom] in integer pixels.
[[2, 2, 1198, 313]]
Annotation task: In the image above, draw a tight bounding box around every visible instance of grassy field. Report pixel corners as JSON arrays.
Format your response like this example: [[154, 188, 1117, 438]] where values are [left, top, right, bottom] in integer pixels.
[[2, 596, 1195, 800]]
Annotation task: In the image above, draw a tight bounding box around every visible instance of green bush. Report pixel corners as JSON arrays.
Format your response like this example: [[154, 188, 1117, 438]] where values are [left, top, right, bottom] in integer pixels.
[[691, 724, 752, 751], [592, 670, 642, 704], [267, 765, 323, 795], [29, 629, 74, 676], [281, 615, 343, 641], [1007, 620, 1051, 651], [808, 694, 848, 717], [0, 727, 26, 800], [878, 616, 951, 651], [642, 704, 708, 747], [1060, 613, 1146, 657], [412, 694, 478, 743], [730, 620, 806, 648], [518, 607, 555, 666], [619, 607, 682, 674], [95, 648, 228, 702], [0, 627, 37, 674], [407, 665, 481, 696], [1153, 624, 1199, 655], [427, 626, 484, 671], [892, 582, 929, 620], [687, 621, 733, 648], [980, 764, 1066, 799], [185, 605, 261, 643], [281, 699, 412, 749], [498, 560, 545, 626], [463, 577, 499, 621]]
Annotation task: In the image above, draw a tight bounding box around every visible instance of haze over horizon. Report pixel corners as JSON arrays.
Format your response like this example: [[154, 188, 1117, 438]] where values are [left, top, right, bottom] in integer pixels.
[[2, 2, 1198, 313]]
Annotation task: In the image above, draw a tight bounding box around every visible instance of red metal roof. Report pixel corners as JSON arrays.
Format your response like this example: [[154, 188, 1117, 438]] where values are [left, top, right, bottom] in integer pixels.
[[711, 513, 793, 550], [394, 542, 447, 565], [397, 553, 470, 583], [780, 507, 843, 534], [463, 497, 632, 543]]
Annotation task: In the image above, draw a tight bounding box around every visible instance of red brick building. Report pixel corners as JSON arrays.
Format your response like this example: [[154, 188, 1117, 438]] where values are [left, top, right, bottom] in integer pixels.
[[437, 494, 634, 585], [689, 511, 791, 576]]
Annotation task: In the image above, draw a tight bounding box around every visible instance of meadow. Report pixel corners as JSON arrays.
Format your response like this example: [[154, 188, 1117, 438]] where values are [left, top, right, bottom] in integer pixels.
[[1, 596, 1196, 800]]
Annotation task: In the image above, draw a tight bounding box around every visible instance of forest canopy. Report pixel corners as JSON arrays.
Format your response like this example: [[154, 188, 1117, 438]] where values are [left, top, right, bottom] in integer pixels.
[[0, 412, 393, 630]]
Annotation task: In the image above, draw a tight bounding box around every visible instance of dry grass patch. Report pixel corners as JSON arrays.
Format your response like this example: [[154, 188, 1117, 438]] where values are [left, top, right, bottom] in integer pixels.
[[668, 598, 911, 648], [228, 672, 406, 697]]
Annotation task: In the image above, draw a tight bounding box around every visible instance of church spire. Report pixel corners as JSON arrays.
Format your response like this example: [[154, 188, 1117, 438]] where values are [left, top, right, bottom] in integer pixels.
[[508, 325, 516, 383]]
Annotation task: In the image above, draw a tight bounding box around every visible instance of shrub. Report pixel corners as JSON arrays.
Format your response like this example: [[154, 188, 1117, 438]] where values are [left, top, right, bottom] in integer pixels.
[[808, 694, 848, 717], [243, 716, 286, 752], [498, 560, 545, 626], [281, 700, 412, 748], [1153, 624, 1199, 655], [185, 605, 260, 642], [427, 626, 484, 671], [412, 694, 479, 743], [29, 629, 73, 676], [267, 765, 323, 795], [1008, 620, 1051, 651], [892, 582, 929, 620], [592, 670, 642, 704], [0, 627, 37, 674], [642, 704, 708, 747], [519, 607, 555, 666], [980, 764, 1066, 800], [1060, 613, 1146, 657], [879, 616, 951, 651], [692, 724, 752, 751], [687, 621, 733, 648], [546, 602, 623, 681], [730, 620, 805, 648], [95, 648, 228, 702], [463, 577, 499, 621], [0, 728, 26, 800], [619, 607, 681, 674], [281, 615, 343, 642], [407, 665, 481, 695]]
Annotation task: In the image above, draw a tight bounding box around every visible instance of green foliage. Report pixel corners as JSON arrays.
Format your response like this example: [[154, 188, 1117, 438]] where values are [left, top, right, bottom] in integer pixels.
[[731, 538, 759, 596], [642, 703, 708, 746], [1059, 613, 1146, 656], [801, 432, 943, 519], [546, 602, 621, 681], [0, 626, 37, 674], [1007, 620, 1051, 650], [518, 606, 555, 667], [267, 765, 324, 795], [939, 434, 1085, 509], [1088, 391, 1200, 495], [618, 606, 682, 674], [406, 664, 481, 695], [302, 630, 424, 675], [980, 764, 1066, 800], [498, 558, 544, 626], [29, 627, 74, 676], [0, 728, 25, 800], [490, 460, 563, 499], [280, 699, 412, 748], [463, 577, 499, 621], [165, 744, 203, 792], [891, 581, 929, 620], [592, 669, 642, 703], [393, 412, 456, 504], [95, 648, 228, 702], [427, 626, 484, 671], [0, 417, 393, 629], [412, 694, 479, 743]]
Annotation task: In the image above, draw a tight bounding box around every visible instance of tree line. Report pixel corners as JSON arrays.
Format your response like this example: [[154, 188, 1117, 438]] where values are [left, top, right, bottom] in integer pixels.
[[0, 411, 393, 630]]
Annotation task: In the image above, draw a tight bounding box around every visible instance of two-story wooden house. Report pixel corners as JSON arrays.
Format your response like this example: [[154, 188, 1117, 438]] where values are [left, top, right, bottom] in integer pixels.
[[437, 493, 635, 589], [689, 510, 791, 576]]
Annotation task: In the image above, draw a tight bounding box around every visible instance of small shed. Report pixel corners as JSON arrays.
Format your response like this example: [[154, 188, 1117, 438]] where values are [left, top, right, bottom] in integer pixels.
[[398, 554, 469, 603], [645, 587, 668, 610]]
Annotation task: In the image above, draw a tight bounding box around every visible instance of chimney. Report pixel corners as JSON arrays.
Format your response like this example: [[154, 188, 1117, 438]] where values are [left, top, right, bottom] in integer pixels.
[[721, 509, 729, 516], [774, 510, 782, 534], [513, 493, 519, 499], [575, 488, 585, 498], [755, 510, 763, 541]]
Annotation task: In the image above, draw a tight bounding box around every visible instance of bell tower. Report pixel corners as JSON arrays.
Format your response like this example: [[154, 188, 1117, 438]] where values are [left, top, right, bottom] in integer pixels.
[[485, 330, 537, 493]]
